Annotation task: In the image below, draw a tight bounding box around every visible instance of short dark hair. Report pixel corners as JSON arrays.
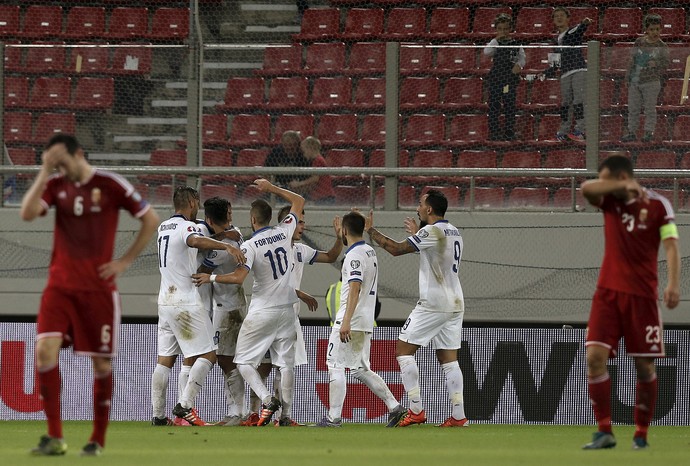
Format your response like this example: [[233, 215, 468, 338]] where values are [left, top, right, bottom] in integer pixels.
[[494, 13, 512, 27], [342, 211, 365, 236], [251, 199, 272, 226], [46, 134, 81, 156], [553, 7, 570, 18], [644, 14, 662, 29], [277, 205, 291, 223], [204, 197, 229, 225], [599, 155, 633, 177], [424, 189, 448, 217], [173, 186, 199, 210]]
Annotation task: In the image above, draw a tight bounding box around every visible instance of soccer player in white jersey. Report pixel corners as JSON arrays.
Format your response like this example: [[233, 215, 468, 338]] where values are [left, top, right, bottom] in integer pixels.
[[193, 178, 305, 426], [365, 190, 469, 427], [153, 186, 245, 426], [317, 211, 407, 427], [196, 197, 248, 426]]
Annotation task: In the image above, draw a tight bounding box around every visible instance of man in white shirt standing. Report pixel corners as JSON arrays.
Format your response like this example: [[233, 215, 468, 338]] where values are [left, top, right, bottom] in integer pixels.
[[365, 190, 468, 427], [193, 178, 304, 426]]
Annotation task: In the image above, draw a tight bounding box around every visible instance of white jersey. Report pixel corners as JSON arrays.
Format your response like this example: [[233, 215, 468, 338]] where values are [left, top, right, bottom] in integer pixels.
[[157, 214, 204, 306], [202, 225, 246, 311], [196, 221, 214, 313], [241, 213, 299, 312], [406, 220, 465, 313], [291, 242, 318, 312], [335, 241, 377, 332]]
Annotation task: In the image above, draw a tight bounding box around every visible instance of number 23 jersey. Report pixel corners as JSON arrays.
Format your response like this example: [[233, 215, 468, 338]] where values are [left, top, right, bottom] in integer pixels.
[[407, 220, 464, 313]]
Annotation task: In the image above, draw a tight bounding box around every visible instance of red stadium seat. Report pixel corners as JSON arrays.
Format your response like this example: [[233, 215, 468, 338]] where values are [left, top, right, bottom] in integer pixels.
[[402, 114, 445, 148], [568, 7, 599, 38], [69, 77, 114, 110], [446, 114, 489, 148], [424, 8, 470, 41], [201, 114, 229, 147], [151, 185, 173, 205], [293, 8, 340, 42], [25, 42, 67, 74], [602, 43, 634, 78], [522, 45, 551, 74], [227, 114, 271, 147], [106, 8, 149, 40], [381, 8, 426, 41], [544, 149, 585, 169], [599, 114, 625, 144], [263, 77, 309, 110], [200, 149, 233, 184], [334, 185, 371, 206], [659, 79, 686, 113], [469, 7, 512, 41], [0, 6, 20, 38], [527, 78, 561, 112], [35, 113, 77, 144], [595, 8, 642, 41], [63, 7, 106, 40], [636, 151, 676, 169], [318, 114, 357, 147], [229, 149, 270, 187], [110, 42, 153, 75], [514, 7, 555, 41], [200, 184, 237, 202], [469, 187, 505, 209], [599, 79, 619, 109], [402, 149, 454, 185], [356, 114, 386, 149], [146, 8, 189, 40], [308, 77, 352, 111], [340, 8, 384, 41], [399, 77, 440, 111], [667, 44, 690, 78], [507, 187, 549, 208], [326, 149, 365, 185], [399, 45, 434, 76], [348, 77, 385, 111], [8, 147, 38, 183], [369, 149, 409, 168], [552, 188, 587, 211], [139, 150, 188, 186], [531, 114, 563, 148], [345, 42, 386, 76], [3, 112, 33, 145], [20, 6, 62, 39], [255, 44, 302, 77], [273, 114, 315, 142], [502, 151, 541, 168], [432, 46, 478, 76], [303, 42, 346, 76], [216, 77, 265, 111], [665, 115, 690, 149], [4, 77, 30, 109], [456, 150, 498, 168], [437, 77, 486, 111], [68, 44, 110, 74], [27, 77, 72, 110], [3, 40, 22, 73], [647, 8, 686, 40]]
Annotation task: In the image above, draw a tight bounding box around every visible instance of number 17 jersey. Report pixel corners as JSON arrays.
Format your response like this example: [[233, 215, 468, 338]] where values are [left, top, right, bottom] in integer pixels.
[[407, 220, 465, 313], [241, 213, 299, 312]]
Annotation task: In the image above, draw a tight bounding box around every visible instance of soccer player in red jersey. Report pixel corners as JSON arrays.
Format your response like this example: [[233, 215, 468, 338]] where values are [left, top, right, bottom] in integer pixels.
[[581, 155, 680, 450], [20, 134, 160, 456]]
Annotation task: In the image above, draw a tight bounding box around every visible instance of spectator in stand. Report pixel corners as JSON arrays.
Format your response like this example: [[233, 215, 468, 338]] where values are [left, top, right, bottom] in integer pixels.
[[484, 14, 526, 141], [265, 131, 310, 188], [544, 8, 591, 143], [288, 136, 335, 204], [621, 14, 669, 143]]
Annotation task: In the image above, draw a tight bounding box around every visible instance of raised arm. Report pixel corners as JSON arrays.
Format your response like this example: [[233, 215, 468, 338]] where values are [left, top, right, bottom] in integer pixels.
[[364, 209, 416, 257], [254, 178, 305, 220], [581, 178, 647, 207], [314, 215, 343, 263], [20, 147, 63, 221]]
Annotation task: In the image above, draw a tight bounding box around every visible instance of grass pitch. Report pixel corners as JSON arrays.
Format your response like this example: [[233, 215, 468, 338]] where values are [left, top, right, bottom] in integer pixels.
[[2, 421, 689, 466]]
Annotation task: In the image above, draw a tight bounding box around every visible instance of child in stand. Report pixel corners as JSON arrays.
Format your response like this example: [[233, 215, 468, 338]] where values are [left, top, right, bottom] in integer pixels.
[[484, 14, 525, 141], [621, 14, 669, 143], [288, 136, 335, 204]]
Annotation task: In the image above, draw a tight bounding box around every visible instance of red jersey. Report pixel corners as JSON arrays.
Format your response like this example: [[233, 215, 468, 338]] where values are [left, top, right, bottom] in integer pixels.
[[40, 168, 150, 291], [309, 155, 334, 201], [596, 190, 676, 299]]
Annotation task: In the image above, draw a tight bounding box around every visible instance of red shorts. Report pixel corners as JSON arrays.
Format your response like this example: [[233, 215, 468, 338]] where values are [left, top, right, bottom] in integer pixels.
[[37, 286, 121, 357], [586, 287, 664, 358]]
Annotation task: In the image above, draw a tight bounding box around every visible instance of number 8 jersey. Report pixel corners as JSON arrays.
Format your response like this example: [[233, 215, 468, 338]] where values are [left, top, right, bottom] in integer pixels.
[[241, 213, 299, 313], [407, 220, 465, 313]]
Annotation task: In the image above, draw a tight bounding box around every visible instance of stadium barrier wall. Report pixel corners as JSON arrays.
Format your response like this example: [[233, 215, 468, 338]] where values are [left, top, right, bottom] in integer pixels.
[[1, 323, 688, 425]]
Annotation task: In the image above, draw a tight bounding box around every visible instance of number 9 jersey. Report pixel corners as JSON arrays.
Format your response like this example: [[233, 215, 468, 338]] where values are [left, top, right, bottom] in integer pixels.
[[407, 220, 465, 313]]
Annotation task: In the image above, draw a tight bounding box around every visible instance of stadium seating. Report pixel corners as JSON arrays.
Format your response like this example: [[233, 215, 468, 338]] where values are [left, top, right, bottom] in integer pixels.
[[340, 8, 385, 41], [200, 149, 233, 184], [420, 185, 462, 208], [0, 6, 20, 38], [599, 114, 625, 144], [3, 40, 22, 73], [399, 45, 434, 76], [293, 8, 341, 42], [27, 77, 72, 110], [552, 188, 586, 210], [151, 184, 173, 205], [216, 77, 265, 111], [470, 187, 505, 209], [138, 149, 188, 186], [595, 7, 643, 41], [303, 42, 347, 76], [402, 149, 454, 185], [63, 7, 107, 40], [4, 77, 30, 109], [665, 115, 690, 149], [399, 77, 440, 111], [356, 114, 386, 148], [437, 77, 486, 111], [146, 8, 190, 40], [345, 42, 386, 75], [507, 187, 550, 208], [599, 79, 619, 109], [375, 185, 417, 208], [648, 8, 687, 40], [110, 43, 153, 75], [402, 114, 445, 148], [369, 149, 409, 168], [381, 8, 426, 41], [200, 114, 229, 147], [348, 77, 386, 111], [317, 113, 358, 147], [531, 114, 563, 148], [35, 113, 77, 144], [446, 114, 489, 148], [334, 185, 371, 206], [106, 8, 149, 40], [3, 112, 33, 145], [273, 114, 315, 142], [468, 7, 512, 41], [308, 77, 353, 111], [201, 184, 237, 202], [7, 147, 38, 183], [514, 7, 555, 41], [543, 149, 586, 169], [25, 42, 66, 74], [69, 44, 110, 74], [432, 46, 478, 76], [525, 79, 561, 113], [636, 150, 677, 169], [227, 114, 271, 147], [568, 7, 599, 38], [19, 6, 62, 39], [326, 149, 365, 185], [255, 44, 303, 77], [667, 44, 690, 77], [70, 77, 115, 111], [263, 77, 309, 110], [660, 79, 686, 113], [423, 8, 470, 41], [602, 43, 634, 77]]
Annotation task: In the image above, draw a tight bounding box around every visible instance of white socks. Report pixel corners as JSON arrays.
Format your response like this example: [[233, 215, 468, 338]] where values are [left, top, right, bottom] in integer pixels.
[[151, 364, 171, 418], [397, 355, 422, 414], [224, 368, 245, 417], [441, 361, 466, 420], [180, 358, 213, 409], [278, 366, 294, 419], [177, 364, 190, 401], [238, 364, 271, 404], [352, 368, 399, 411], [328, 368, 346, 422]]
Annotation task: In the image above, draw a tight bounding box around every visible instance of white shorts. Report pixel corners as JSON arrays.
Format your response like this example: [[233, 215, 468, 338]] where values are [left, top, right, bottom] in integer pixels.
[[213, 306, 246, 357], [234, 305, 296, 368], [294, 311, 307, 366], [398, 308, 464, 350], [326, 328, 372, 370], [157, 304, 217, 358]]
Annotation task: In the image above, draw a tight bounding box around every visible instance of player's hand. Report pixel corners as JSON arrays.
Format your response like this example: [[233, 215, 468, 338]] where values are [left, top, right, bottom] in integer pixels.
[[41, 146, 67, 172], [664, 285, 680, 309], [192, 273, 211, 286], [626, 181, 648, 203], [339, 321, 351, 343], [98, 259, 129, 281], [404, 217, 419, 235], [298, 292, 318, 312], [364, 209, 374, 232], [333, 215, 342, 239], [227, 245, 246, 265], [222, 229, 242, 242], [253, 178, 274, 192]]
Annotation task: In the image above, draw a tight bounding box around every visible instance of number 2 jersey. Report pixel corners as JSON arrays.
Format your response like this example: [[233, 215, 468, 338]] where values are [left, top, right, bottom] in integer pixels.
[[596, 191, 678, 300], [241, 213, 299, 312], [407, 220, 465, 313], [40, 168, 150, 291]]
